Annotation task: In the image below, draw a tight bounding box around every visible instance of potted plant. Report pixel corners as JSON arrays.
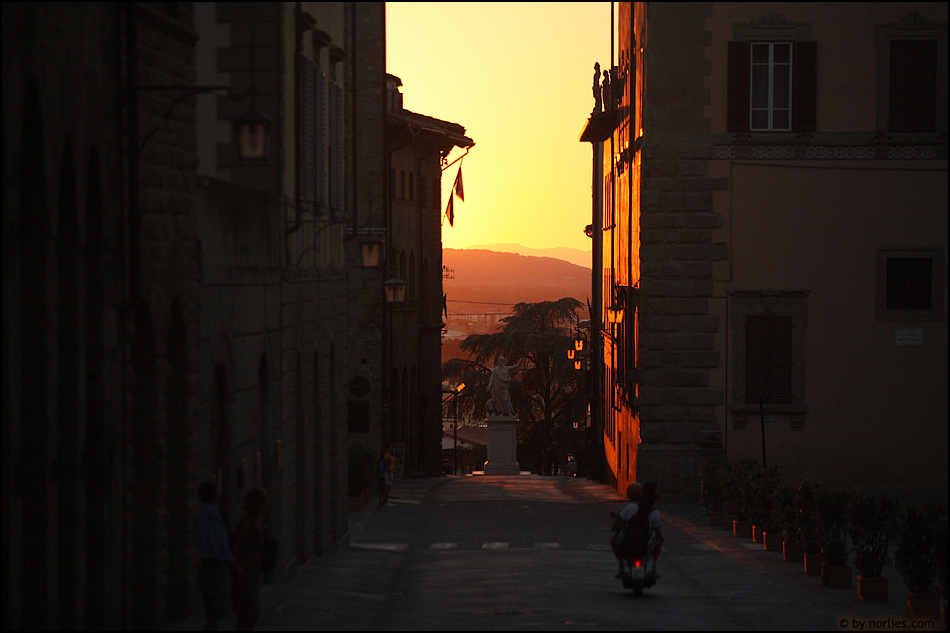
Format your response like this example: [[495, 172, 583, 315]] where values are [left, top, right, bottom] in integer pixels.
[[700, 459, 729, 528], [727, 460, 760, 539], [933, 507, 947, 630], [750, 467, 782, 548], [793, 480, 824, 575], [817, 486, 855, 588], [761, 481, 793, 554], [849, 493, 900, 601], [771, 482, 803, 562], [347, 443, 377, 511], [895, 504, 941, 620]]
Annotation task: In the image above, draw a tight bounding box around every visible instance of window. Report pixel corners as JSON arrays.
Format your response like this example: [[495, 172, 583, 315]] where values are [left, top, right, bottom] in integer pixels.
[[889, 39, 938, 133], [300, 57, 316, 203], [751, 43, 791, 131], [328, 83, 344, 213], [727, 40, 816, 133], [887, 258, 932, 310], [745, 315, 792, 405], [876, 14, 947, 135], [877, 250, 944, 321], [729, 290, 807, 414]]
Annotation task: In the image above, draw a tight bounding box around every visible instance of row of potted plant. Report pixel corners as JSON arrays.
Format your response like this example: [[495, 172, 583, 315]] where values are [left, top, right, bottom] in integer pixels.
[[700, 459, 948, 623]]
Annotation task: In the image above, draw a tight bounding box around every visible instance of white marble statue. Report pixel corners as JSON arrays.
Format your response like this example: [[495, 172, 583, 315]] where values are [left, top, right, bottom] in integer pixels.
[[486, 356, 521, 417]]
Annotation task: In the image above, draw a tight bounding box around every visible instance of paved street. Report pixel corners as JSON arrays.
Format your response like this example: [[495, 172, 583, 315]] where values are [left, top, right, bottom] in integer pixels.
[[172, 474, 938, 631]]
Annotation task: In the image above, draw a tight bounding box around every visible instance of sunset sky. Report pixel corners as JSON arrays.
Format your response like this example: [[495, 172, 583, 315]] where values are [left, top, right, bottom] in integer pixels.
[[386, 2, 612, 254]]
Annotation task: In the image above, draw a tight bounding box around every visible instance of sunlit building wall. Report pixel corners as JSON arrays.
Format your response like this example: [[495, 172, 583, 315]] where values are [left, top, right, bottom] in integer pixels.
[[591, 2, 947, 501]]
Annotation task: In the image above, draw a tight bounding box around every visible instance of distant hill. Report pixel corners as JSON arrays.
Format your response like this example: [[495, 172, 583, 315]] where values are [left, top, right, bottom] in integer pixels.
[[443, 248, 593, 313], [462, 243, 592, 269]]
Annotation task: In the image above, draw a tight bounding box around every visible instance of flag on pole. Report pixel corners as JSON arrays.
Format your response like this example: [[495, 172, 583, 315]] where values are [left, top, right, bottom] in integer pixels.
[[453, 167, 464, 202], [445, 194, 454, 227]]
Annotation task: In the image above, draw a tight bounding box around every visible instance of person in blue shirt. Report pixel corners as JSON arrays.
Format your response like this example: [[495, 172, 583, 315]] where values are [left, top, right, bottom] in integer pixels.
[[194, 481, 235, 631]]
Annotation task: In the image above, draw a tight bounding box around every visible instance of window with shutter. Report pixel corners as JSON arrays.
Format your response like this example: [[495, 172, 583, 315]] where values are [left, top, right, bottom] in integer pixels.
[[730, 291, 807, 415], [328, 83, 344, 213], [745, 315, 792, 404], [727, 41, 816, 133], [300, 57, 315, 203], [888, 39, 937, 133], [316, 71, 325, 207]]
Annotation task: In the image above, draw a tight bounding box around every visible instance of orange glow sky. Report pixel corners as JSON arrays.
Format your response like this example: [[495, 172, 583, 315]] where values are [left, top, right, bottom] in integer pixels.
[[386, 2, 612, 254]]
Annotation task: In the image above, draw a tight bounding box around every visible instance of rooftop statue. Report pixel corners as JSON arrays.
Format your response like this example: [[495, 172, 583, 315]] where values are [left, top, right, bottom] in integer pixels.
[[593, 62, 602, 112]]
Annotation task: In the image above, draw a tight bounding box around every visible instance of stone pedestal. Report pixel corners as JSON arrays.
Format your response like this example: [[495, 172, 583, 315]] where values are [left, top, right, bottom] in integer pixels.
[[483, 415, 520, 475]]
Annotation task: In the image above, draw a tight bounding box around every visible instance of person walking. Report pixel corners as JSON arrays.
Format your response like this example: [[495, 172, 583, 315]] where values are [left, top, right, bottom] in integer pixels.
[[193, 481, 235, 631], [377, 443, 395, 506], [231, 487, 268, 631]]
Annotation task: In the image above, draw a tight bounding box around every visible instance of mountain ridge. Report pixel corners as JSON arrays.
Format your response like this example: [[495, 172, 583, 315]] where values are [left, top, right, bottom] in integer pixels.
[[458, 243, 592, 269], [442, 247, 592, 312]]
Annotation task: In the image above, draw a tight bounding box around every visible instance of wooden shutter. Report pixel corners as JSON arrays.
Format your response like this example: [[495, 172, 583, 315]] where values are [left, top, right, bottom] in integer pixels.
[[889, 40, 937, 133], [300, 57, 315, 203], [792, 41, 817, 132], [316, 71, 325, 207], [745, 315, 792, 404], [328, 83, 344, 213], [727, 41, 751, 133]]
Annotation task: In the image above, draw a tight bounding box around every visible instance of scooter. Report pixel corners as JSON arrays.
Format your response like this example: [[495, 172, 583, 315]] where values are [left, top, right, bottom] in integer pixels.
[[610, 511, 658, 596]]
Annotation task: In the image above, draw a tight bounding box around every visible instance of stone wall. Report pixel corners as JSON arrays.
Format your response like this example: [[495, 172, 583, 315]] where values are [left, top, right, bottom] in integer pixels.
[[637, 3, 726, 500]]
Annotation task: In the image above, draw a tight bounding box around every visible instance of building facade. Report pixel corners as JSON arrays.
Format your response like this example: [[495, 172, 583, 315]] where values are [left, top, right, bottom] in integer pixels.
[[583, 2, 947, 501], [385, 75, 474, 476], [2, 1, 471, 628]]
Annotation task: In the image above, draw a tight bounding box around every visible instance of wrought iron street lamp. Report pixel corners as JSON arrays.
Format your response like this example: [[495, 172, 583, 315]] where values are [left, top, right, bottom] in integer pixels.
[[384, 278, 407, 303]]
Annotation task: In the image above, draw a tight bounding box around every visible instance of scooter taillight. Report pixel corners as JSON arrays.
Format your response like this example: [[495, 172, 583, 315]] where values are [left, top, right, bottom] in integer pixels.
[[633, 559, 642, 567]]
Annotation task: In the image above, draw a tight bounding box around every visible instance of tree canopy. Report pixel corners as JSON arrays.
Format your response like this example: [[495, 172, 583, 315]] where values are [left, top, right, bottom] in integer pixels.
[[442, 298, 588, 474]]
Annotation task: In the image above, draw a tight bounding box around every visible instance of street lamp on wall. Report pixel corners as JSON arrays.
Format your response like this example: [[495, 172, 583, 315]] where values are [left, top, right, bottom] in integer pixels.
[[573, 332, 587, 352], [384, 278, 407, 303], [357, 234, 384, 268], [136, 84, 272, 162], [235, 107, 273, 160], [606, 303, 624, 324]]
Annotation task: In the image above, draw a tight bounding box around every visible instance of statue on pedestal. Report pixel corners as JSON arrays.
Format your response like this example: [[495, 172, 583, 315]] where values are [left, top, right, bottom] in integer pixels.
[[592, 62, 602, 112], [486, 356, 521, 417]]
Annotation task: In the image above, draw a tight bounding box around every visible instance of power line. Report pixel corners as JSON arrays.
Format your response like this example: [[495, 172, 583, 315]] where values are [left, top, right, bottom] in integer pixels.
[[445, 299, 515, 306]]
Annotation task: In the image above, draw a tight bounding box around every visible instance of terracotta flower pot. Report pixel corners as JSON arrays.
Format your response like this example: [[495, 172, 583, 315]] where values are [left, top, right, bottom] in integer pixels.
[[821, 563, 853, 588], [804, 550, 822, 575], [763, 531, 782, 552], [907, 592, 939, 620], [783, 540, 805, 563], [733, 519, 753, 539], [856, 575, 888, 602]]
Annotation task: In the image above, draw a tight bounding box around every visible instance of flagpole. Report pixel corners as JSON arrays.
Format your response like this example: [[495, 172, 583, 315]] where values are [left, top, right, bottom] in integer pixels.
[[440, 146, 471, 172]]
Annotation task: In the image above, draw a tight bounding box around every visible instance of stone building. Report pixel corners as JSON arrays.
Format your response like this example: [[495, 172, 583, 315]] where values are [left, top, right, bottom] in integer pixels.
[[385, 74, 474, 476], [582, 2, 947, 501], [2, 1, 430, 628]]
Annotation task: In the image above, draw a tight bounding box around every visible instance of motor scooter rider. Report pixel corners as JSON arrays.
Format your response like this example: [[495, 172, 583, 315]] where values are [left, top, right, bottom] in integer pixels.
[[611, 481, 664, 579]]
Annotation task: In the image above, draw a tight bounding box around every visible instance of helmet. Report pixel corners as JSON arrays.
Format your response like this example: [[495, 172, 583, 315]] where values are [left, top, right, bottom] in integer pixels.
[[626, 482, 643, 500]]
